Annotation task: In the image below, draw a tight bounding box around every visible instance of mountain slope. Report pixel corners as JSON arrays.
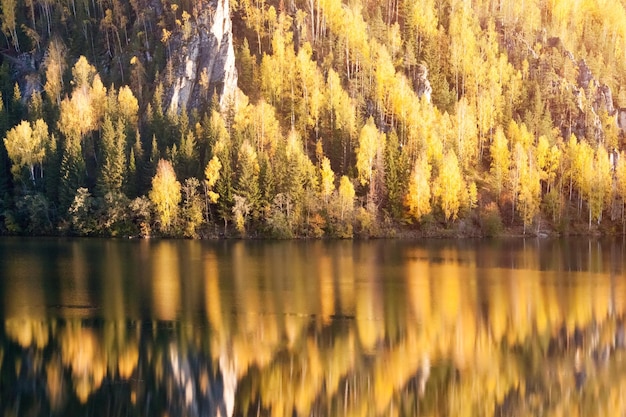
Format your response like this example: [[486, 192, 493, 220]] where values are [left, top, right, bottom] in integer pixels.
[[1, 0, 626, 237]]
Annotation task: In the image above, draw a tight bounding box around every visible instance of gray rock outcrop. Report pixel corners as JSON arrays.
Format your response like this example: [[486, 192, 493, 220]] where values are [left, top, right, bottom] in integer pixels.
[[543, 39, 619, 140], [413, 63, 432, 103], [577, 59, 615, 115], [166, 0, 238, 114], [617, 108, 626, 131]]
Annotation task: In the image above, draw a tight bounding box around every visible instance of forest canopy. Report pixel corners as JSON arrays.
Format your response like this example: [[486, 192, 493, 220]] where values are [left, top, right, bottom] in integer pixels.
[[1, 0, 626, 237]]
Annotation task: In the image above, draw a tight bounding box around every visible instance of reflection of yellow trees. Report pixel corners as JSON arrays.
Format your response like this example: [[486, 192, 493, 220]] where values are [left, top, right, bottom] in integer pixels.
[[4, 320, 141, 407], [46, 359, 66, 411], [317, 253, 335, 324], [205, 248, 226, 348], [224, 243, 626, 415], [355, 246, 383, 352], [196, 241, 626, 415], [5, 241, 626, 415], [117, 342, 139, 379], [60, 324, 107, 403], [152, 242, 181, 321], [5, 319, 49, 348], [406, 255, 431, 324], [58, 322, 139, 403]]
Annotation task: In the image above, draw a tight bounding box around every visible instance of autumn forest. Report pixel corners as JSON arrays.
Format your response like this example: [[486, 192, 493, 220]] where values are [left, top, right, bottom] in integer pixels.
[[2, 0, 626, 237]]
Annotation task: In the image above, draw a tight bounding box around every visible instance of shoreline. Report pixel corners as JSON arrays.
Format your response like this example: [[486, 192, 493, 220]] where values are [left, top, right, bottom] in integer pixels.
[[2, 223, 624, 240]]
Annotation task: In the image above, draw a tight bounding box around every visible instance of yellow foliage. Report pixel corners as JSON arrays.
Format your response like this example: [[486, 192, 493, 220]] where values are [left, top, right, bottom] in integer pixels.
[[434, 150, 463, 222], [320, 156, 335, 203], [356, 117, 381, 186], [117, 85, 139, 127], [405, 154, 432, 221], [338, 175, 355, 221], [515, 143, 541, 231], [3, 119, 48, 180], [205, 155, 222, 203], [616, 152, 626, 207], [71, 56, 96, 92], [149, 159, 181, 233]]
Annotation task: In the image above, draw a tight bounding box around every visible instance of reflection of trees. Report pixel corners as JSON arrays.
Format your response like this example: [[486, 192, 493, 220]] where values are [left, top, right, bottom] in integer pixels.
[[200, 239, 626, 416], [1, 239, 626, 415], [0, 320, 236, 417]]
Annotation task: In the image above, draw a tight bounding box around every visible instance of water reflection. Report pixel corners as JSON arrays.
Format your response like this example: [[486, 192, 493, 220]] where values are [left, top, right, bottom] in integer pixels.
[[1, 238, 626, 416]]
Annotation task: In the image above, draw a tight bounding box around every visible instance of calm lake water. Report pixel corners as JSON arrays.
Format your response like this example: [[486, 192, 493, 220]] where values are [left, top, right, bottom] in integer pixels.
[[1, 237, 626, 416]]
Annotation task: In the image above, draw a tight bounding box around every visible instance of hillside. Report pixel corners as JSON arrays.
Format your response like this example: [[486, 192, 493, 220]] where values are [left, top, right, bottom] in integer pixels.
[[1, 0, 626, 237]]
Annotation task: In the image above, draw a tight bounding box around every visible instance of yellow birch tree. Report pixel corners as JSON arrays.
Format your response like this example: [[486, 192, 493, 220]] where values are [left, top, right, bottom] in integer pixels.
[[3, 119, 49, 183], [320, 157, 335, 205], [405, 154, 432, 221], [149, 159, 182, 233], [435, 150, 463, 222]]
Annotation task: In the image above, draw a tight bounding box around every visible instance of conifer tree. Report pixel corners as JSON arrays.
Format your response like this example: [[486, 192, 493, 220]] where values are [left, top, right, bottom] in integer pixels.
[[59, 135, 85, 212], [384, 130, 407, 219], [97, 116, 127, 195], [490, 127, 510, 200], [235, 141, 261, 223]]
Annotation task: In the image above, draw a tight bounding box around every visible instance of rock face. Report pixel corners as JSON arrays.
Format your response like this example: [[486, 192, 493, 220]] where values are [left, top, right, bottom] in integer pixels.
[[531, 38, 626, 143], [413, 63, 432, 103], [617, 108, 626, 131], [166, 0, 237, 114], [577, 59, 615, 116]]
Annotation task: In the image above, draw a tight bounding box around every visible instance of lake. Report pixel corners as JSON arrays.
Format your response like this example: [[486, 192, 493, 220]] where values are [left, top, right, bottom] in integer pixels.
[[1, 237, 625, 416]]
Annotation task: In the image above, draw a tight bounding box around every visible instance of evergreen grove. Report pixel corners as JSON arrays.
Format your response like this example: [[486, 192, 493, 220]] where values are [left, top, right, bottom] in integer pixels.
[[2, 0, 626, 238]]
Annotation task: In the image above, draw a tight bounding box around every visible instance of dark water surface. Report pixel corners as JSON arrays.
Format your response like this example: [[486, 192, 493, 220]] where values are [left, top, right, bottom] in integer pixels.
[[1, 237, 626, 416]]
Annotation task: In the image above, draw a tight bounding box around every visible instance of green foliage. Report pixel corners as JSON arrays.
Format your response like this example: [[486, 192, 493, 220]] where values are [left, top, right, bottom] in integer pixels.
[[59, 136, 85, 212], [15, 192, 53, 235], [97, 116, 127, 196], [481, 202, 504, 237], [129, 196, 153, 237], [235, 141, 260, 223], [97, 192, 133, 237], [383, 130, 407, 220], [69, 187, 97, 235]]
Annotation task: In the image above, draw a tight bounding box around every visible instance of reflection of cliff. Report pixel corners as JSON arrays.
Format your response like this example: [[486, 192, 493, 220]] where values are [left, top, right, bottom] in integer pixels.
[[163, 343, 236, 417], [3, 315, 626, 417], [0, 320, 236, 417], [2, 239, 626, 416]]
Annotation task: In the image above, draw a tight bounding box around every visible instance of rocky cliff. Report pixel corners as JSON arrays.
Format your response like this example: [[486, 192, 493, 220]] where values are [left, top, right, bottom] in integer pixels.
[[165, 0, 238, 114], [412, 63, 432, 104], [530, 37, 619, 142]]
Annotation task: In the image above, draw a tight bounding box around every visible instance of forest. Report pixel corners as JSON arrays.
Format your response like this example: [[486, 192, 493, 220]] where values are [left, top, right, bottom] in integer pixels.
[[2, 0, 626, 238]]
